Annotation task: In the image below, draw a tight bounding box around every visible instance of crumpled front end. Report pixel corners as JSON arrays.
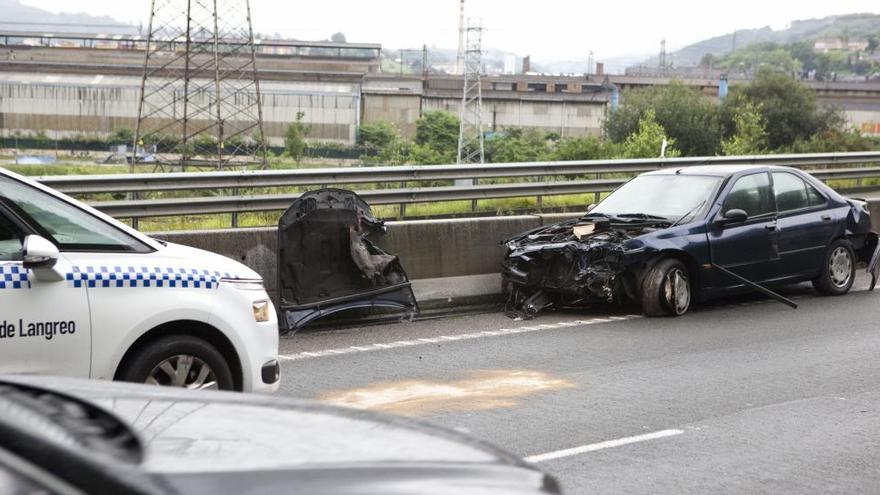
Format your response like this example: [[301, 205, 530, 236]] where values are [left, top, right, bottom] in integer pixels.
[[502, 217, 660, 318]]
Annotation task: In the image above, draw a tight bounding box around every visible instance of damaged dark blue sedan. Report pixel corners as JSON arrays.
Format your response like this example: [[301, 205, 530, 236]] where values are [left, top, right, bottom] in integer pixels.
[[503, 165, 880, 317]]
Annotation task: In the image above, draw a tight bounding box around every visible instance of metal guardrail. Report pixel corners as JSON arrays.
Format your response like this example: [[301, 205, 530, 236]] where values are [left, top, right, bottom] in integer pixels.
[[40, 152, 880, 195], [31, 152, 880, 225]]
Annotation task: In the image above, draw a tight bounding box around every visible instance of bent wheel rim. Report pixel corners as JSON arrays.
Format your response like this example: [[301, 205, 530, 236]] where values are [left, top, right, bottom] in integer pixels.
[[146, 355, 219, 390], [829, 247, 853, 289], [664, 268, 691, 315]]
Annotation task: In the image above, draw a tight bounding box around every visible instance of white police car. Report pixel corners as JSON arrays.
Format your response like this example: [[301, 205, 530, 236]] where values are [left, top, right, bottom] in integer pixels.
[[0, 167, 279, 393]]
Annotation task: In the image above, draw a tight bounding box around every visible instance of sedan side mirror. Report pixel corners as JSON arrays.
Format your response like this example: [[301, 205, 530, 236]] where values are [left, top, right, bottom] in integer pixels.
[[715, 209, 748, 226], [23, 235, 59, 270]]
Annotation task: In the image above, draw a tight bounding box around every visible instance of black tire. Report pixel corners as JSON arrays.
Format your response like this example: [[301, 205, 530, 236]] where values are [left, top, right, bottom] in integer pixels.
[[117, 335, 235, 391], [812, 239, 856, 296], [642, 258, 692, 317]]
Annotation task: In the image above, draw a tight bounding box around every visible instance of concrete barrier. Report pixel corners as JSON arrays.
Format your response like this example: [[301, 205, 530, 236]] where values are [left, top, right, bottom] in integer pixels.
[[154, 199, 880, 304], [154, 213, 581, 302]]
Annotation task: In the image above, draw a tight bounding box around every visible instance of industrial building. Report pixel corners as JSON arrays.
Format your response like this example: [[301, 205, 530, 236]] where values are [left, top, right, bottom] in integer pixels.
[[2, 29, 880, 146], [0, 30, 614, 146]]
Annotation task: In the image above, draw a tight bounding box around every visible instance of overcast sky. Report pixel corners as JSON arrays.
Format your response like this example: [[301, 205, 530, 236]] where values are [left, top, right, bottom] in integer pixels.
[[21, 0, 880, 61]]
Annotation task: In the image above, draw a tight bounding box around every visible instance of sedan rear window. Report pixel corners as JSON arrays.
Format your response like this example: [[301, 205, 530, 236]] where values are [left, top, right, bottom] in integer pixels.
[[0, 176, 151, 252], [772, 172, 826, 212]]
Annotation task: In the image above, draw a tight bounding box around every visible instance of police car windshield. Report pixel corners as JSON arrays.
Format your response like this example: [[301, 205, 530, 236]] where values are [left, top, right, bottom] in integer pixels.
[[0, 176, 151, 252]]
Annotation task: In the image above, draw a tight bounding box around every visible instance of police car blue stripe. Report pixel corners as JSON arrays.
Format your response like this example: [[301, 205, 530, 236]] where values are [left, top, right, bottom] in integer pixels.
[[1, 264, 241, 290], [65, 266, 236, 290], [0, 264, 31, 290]]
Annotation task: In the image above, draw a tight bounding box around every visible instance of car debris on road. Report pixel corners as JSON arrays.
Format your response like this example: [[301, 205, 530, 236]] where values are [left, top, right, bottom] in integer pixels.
[[278, 189, 419, 333]]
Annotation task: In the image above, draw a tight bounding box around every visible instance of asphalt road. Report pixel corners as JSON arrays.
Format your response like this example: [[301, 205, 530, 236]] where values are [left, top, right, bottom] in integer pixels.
[[277, 275, 880, 494]]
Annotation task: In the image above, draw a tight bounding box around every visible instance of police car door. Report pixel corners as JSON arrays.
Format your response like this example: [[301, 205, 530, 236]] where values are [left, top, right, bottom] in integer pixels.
[[0, 204, 91, 377]]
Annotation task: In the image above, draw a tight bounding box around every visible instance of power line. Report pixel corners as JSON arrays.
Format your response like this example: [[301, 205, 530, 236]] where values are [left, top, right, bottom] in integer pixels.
[[133, 0, 269, 173]]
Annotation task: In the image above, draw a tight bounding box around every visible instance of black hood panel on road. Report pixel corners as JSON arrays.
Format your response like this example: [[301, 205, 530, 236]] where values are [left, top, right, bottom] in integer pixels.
[[277, 189, 418, 332]]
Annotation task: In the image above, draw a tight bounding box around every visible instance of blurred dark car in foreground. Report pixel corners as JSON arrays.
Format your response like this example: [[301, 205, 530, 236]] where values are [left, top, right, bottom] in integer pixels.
[[504, 165, 880, 317], [0, 376, 561, 495]]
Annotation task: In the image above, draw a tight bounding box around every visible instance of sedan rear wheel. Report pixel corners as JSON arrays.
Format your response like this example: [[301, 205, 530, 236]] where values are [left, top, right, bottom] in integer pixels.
[[813, 239, 856, 296], [642, 258, 692, 317]]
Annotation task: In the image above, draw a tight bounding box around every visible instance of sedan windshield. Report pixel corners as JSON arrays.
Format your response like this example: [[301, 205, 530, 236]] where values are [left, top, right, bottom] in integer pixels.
[[593, 174, 722, 220]]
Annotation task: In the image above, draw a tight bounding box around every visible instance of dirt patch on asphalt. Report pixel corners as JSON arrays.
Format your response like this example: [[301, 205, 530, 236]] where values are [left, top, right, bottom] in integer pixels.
[[318, 369, 576, 417]]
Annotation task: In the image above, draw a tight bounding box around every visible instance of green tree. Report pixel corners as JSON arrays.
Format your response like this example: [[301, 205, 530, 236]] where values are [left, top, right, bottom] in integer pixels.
[[786, 129, 875, 153], [718, 42, 802, 76], [283, 111, 311, 162], [408, 143, 447, 165], [413, 110, 459, 164], [357, 120, 408, 165], [331, 32, 347, 43], [722, 102, 769, 155], [111, 128, 134, 145], [549, 135, 617, 161], [868, 35, 879, 54], [358, 120, 400, 151], [486, 128, 555, 163], [604, 82, 721, 156], [721, 69, 840, 150], [620, 110, 681, 159]]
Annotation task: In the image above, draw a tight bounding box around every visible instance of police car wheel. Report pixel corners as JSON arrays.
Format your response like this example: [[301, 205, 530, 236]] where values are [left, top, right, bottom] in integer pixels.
[[119, 335, 235, 391]]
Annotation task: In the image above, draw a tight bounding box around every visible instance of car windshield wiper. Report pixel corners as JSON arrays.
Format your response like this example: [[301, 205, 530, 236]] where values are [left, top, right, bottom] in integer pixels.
[[669, 200, 708, 228], [615, 213, 670, 221]]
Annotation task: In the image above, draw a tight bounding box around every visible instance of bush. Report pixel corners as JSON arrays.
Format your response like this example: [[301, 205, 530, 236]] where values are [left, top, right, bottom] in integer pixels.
[[620, 110, 681, 159], [413, 110, 459, 164], [284, 112, 311, 162]]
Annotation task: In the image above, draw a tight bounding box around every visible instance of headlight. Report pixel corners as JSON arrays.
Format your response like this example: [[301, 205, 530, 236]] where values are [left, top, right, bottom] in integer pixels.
[[222, 278, 264, 291], [252, 300, 271, 323]]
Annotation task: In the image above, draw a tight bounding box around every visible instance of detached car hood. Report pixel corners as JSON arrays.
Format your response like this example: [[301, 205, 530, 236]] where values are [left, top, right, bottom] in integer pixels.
[[1, 376, 557, 495]]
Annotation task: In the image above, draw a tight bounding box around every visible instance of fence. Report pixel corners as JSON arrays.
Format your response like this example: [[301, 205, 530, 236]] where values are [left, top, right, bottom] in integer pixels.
[[33, 151, 880, 228]]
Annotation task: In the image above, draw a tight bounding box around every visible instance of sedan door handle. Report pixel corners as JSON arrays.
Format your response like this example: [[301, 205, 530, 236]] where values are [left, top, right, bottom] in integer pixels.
[[821, 215, 832, 222], [765, 223, 778, 231]]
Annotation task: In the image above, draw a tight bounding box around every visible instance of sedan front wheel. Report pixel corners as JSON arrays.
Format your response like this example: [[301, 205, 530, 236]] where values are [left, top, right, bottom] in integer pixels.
[[118, 335, 235, 391], [642, 258, 691, 317]]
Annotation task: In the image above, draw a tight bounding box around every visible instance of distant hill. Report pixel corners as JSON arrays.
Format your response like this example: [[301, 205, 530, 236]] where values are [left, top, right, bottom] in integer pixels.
[[0, 0, 136, 34], [667, 13, 880, 67]]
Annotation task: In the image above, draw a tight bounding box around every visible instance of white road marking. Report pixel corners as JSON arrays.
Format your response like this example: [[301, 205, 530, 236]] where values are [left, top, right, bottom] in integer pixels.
[[278, 315, 643, 362], [524, 429, 685, 463]]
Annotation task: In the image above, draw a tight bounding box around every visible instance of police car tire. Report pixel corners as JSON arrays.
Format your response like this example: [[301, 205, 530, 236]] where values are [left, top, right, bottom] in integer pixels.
[[118, 335, 235, 391]]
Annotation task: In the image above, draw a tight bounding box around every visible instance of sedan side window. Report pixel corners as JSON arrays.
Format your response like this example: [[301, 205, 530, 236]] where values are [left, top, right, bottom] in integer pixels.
[[0, 212, 23, 261], [772, 173, 811, 212], [723, 173, 774, 218]]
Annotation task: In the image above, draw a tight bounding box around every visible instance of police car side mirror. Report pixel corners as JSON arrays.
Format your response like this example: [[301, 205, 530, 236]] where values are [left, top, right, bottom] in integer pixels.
[[22, 235, 59, 270]]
